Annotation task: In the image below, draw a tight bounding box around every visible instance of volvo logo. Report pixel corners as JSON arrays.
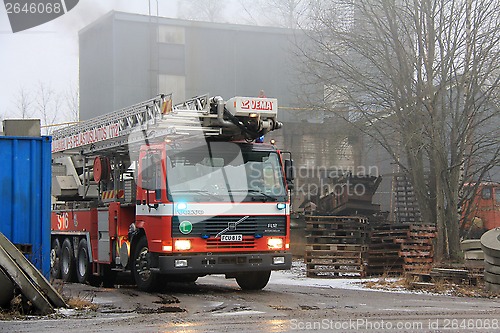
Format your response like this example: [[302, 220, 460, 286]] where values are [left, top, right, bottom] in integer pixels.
[[215, 216, 249, 238]]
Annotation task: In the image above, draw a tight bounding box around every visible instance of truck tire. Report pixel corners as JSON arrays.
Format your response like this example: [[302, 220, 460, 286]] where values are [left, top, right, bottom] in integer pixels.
[[133, 236, 158, 291], [76, 238, 91, 284], [235, 271, 271, 290], [50, 238, 61, 279], [61, 238, 76, 282]]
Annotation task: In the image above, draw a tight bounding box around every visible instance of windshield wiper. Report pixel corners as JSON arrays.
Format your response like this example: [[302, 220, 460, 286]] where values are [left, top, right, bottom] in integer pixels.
[[170, 190, 220, 200], [246, 189, 278, 202]]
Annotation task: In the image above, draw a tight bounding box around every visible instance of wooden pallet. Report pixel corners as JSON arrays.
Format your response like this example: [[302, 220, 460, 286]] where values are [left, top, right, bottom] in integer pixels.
[[306, 222, 368, 229], [306, 257, 364, 265], [365, 223, 437, 276], [305, 244, 368, 251], [404, 264, 433, 273], [394, 237, 433, 244], [400, 244, 433, 251], [305, 216, 369, 223], [370, 223, 411, 231], [307, 232, 368, 239], [306, 242, 368, 250], [409, 224, 437, 232], [399, 250, 433, 257], [307, 265, 366, 278], [305, 220, 437, 278]]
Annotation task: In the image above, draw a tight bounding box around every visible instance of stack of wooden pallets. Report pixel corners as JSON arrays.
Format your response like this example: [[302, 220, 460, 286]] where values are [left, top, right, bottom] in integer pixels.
[[397, 224, 436, 273], [365, 223, 437, 276], [366, 224, 410, 275], [305, 216, 368, 278]]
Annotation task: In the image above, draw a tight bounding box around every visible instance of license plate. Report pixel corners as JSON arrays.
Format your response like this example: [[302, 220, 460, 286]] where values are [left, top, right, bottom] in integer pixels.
[[220, 234, 243, 242]]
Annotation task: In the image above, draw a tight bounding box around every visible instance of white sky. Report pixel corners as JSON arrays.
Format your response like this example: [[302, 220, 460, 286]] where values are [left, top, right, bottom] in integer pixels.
[[0, 0, 182, 121]]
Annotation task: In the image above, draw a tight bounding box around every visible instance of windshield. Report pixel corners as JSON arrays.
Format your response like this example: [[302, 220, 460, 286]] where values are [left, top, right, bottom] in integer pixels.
[[167, 142, 287, 202]]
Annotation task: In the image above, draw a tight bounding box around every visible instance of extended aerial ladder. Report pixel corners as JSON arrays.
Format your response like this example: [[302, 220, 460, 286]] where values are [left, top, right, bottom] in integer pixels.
[[51, 94, 282, 204]]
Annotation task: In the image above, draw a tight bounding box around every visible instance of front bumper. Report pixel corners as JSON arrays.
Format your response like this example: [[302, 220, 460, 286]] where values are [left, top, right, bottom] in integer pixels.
[[155, 251, 292, 275]]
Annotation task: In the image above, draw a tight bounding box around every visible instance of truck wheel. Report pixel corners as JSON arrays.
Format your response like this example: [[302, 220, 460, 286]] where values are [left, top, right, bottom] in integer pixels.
[[235, 271, 271, 290], [76, 239, 91, 284], [133, 236, 158, 291], [61, 238, 76, 282], [50, 238, 61, 279]]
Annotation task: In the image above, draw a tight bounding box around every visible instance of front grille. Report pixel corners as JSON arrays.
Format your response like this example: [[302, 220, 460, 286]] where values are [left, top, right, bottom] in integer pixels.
[[172, 215, 286, 238]]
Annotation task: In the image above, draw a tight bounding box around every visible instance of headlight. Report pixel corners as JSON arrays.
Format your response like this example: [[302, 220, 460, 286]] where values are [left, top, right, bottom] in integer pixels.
[[174, 239, 191, 251], [267, 238, 283, 249]]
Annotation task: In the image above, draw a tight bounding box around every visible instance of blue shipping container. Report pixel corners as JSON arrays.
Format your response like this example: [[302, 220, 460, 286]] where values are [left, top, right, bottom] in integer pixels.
[[0, 136, 52, 278]]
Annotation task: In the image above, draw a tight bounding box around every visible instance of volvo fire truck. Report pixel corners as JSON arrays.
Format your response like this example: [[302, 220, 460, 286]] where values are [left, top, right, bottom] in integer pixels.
[[50, 94, 293, 291]]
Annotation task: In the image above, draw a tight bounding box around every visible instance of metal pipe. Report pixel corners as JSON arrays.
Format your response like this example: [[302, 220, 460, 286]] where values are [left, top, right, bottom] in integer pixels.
[[213, 96, 233, 127]]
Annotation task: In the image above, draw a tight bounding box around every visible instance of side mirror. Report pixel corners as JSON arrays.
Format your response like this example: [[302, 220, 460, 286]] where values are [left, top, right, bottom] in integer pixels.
[[284, 159, 295, 189]]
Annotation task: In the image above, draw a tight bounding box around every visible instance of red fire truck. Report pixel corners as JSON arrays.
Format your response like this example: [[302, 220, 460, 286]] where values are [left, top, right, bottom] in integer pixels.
[[50, 94, 293, 291]]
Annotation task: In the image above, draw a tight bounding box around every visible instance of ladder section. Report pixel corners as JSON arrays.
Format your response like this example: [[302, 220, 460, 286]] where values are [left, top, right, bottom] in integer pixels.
[[52, 94, 281, 156], [52, 94, 218, 156]]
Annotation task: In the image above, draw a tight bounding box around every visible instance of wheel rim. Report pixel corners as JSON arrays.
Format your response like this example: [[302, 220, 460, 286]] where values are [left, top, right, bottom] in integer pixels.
[[78, 250, 87, 277], [62, 248, 70, 275], [50, 248, 58, 269], [135, 246, 151, 282]]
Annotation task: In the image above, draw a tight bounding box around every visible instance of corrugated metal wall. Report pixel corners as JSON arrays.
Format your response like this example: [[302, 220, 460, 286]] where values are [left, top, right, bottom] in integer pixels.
[[0, 136, 52, 277]]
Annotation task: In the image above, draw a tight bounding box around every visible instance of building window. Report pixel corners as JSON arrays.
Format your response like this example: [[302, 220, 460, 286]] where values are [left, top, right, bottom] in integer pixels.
[[158, 25, 185, 44], [482, 187, 492, 200]]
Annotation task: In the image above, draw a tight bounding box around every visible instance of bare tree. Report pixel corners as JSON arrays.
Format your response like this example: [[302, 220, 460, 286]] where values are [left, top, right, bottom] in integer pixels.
[[237, 0, 312, 28], [35, 82, 61, 135], [177, 0, 227, 22], [300, 0, 500, 261], [64, 81, 79, 122], [13, 87, 33, 119]]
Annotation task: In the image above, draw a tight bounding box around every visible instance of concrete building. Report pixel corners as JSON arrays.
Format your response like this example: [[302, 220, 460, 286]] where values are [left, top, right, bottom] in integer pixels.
[[79, 11, 314, 120], [78, 11, 394, 213]]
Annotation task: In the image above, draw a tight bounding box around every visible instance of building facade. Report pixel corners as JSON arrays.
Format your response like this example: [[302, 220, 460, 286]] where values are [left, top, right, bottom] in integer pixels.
[[79, 11, 310, 120], [79, 11, 394, 213]]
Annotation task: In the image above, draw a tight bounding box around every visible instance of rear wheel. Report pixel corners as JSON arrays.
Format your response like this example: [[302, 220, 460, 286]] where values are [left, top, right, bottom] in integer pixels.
[[235, 271, 271, 290], [61, 238, 75, 282], [50, 238, 61, 279], [133, 236, 158, 291], [76, 239, 91, 284]]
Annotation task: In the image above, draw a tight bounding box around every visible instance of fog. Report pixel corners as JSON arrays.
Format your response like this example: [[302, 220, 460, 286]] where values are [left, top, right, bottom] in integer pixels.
[[0, 0, 258, 121]]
